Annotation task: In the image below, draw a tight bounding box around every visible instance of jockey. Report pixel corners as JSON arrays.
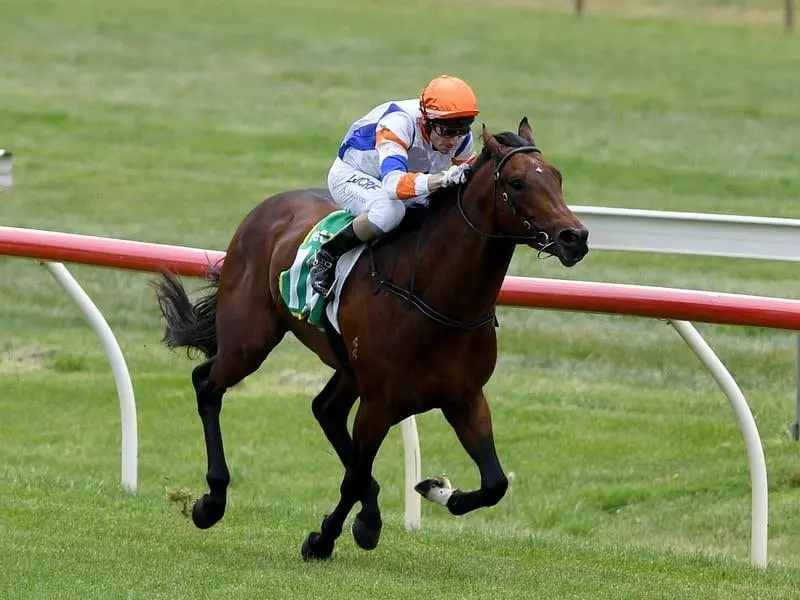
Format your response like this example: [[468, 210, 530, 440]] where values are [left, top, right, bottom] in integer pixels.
[[309, 74, 480, 296]]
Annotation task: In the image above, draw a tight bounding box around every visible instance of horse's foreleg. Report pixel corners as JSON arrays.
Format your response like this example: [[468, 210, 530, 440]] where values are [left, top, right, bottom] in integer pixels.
[[302, 401, 391, 561], [417, 391, 508, 516], [311, 372, 382, 550]]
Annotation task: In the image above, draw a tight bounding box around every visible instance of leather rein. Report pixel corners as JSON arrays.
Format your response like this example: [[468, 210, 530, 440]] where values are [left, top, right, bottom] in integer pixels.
[[368, 145, 544, 330], [457, 145, 554, 252]]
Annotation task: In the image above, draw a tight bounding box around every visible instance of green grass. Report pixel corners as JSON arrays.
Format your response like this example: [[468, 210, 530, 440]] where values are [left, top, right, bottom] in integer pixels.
[[475, 0, 796, 27], [2, 1, 800, 598]]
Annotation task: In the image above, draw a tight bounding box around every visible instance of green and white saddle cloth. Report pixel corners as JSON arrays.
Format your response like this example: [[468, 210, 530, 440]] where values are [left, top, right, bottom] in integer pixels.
[[279, 210, 355, 329]]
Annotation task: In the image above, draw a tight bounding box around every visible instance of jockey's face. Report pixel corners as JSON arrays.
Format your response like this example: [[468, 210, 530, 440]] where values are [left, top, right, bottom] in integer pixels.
[[427, 118, 473, 154], [430, 128, 462, 153]]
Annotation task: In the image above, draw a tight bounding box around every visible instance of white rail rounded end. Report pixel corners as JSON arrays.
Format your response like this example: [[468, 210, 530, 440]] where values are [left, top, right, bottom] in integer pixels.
[[44, 262, 138, 493], [669, 319, 768, 567]]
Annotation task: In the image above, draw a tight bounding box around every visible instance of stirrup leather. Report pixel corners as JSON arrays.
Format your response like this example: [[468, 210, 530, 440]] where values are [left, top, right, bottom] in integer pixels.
[[312, 251, 335, 270]]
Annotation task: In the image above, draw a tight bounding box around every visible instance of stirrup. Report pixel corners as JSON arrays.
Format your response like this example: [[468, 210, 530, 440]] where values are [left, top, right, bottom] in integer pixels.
[[312, 255, 334, 270], [310, 271, 335, 296], [310, 251, 337, 296]]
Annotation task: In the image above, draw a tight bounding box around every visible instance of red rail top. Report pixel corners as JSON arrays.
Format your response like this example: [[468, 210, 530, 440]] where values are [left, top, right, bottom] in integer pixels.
[[2, 225, 799, 331], [0, 226, 224, 278]]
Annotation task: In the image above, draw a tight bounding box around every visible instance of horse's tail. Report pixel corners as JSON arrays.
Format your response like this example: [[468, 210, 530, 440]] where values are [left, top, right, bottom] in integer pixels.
[[153, 267, 220, 360]]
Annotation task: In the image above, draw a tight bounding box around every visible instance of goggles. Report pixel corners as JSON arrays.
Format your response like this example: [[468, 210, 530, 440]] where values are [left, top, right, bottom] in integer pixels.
[[430, 119, 473, 139]]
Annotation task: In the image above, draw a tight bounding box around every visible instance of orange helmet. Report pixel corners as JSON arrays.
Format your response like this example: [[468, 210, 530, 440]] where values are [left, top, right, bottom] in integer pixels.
[[419, 75, 480, 120]]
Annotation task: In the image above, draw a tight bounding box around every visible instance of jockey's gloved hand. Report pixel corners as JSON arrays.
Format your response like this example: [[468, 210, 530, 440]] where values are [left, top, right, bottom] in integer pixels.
[[440, 163, 471, 188]]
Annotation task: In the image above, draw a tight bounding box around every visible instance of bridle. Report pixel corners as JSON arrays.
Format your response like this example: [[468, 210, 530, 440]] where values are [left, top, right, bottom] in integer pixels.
[[457, 145, 555, 255], [367, 145, 557, 331]]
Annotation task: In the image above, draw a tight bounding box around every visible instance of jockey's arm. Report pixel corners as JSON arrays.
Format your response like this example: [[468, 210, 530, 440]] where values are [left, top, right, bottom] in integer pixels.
[[377, 142, 431, 200], [376, 113, 465, 199], [377, 138, 472, 197], [375, 119, 431, 199], [424, 135, 476, 191]]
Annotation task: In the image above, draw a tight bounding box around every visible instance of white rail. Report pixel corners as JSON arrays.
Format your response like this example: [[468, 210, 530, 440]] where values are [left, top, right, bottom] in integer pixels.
[[572, 206, 800, 262], [574, 205, 800, 442], [44, 262, 138, 492], [669, 319, 768, 568], [401, 416, 422, 531]]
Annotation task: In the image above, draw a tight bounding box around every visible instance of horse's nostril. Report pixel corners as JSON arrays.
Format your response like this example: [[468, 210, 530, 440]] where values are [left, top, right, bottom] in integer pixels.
[[557, 227, 588, 247]]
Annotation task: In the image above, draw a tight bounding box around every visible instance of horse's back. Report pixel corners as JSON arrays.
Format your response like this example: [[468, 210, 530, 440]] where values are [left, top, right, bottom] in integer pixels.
[[231, 187, 334, 256], [254, 187, 336, 226], [218, 188, 334, 299]]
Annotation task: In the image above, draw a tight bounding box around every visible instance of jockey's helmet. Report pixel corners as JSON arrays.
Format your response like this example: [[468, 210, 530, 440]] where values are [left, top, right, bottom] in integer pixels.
[[420, 75, 479, 138]]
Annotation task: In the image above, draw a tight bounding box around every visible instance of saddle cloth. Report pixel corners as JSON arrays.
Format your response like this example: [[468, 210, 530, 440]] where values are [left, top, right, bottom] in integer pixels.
[[278, 210, 365, 333]]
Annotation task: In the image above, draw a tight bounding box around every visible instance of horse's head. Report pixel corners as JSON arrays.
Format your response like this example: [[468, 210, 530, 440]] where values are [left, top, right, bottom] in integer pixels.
[[465, 117, 588, 267]]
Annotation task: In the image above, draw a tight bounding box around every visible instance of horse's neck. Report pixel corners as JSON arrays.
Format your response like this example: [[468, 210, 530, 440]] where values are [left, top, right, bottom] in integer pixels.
[[415, 187, 516, 318]]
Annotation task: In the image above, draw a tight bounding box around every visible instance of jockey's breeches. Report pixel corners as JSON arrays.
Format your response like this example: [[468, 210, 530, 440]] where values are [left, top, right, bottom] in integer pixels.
[[327, 158, 405, 235]]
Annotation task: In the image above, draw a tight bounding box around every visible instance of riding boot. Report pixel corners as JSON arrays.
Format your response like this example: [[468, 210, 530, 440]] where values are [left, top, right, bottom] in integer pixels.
[[309, 222, 363, 296]]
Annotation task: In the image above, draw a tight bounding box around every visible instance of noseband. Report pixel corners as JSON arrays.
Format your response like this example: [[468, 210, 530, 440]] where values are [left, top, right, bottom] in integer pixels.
[[457, 145, 554, 252]]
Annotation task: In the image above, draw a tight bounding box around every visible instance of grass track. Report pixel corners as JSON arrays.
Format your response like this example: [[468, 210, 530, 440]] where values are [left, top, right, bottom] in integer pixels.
[[2, 1, 800, 597]]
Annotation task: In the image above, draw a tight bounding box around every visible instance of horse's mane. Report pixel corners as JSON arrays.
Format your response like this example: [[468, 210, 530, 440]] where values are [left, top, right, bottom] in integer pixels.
[[426, 131, 530, 212], [470, 131, 530, 175]]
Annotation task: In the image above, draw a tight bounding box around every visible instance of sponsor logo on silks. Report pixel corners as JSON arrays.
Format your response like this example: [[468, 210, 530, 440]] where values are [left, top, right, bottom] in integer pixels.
[[278, 209, 355, 329], [346, 174, 381, 191]]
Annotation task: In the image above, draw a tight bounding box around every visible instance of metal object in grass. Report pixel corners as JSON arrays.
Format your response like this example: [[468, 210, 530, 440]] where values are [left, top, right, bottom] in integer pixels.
[[0, 149, 12, 191]]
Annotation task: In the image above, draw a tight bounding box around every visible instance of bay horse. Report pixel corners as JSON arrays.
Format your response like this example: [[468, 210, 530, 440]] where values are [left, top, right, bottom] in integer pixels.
[[154, 118, 589, 560]]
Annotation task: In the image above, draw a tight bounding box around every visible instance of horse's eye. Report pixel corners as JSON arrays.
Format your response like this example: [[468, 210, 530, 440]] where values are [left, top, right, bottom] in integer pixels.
[[509, 178, 524, 190]]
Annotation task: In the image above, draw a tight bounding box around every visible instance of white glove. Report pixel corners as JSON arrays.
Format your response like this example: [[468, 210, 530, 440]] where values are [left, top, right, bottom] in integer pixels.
[[440, 163, 471, 188]]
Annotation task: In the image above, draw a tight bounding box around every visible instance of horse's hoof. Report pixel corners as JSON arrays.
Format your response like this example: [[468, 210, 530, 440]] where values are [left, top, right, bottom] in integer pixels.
[[415, 476, 454, 507], [301, 531, 335, 561], [191, 495, 225, 530], [352, 515, 381, 551]]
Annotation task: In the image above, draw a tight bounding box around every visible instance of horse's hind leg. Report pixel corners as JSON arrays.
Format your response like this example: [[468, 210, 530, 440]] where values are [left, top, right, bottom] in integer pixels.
[[190, 358, 228, 529], [191, 294, 285, 529], [311, 372, 382, 550], [416, 391, 509, 516], [302, 400, 391, 561]]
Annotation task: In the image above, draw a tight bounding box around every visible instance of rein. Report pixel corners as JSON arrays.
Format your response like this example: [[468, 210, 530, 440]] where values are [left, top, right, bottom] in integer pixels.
[[368, 217, 497, 331], [366, 144, 545, 331], [457, 145, 554, 255]]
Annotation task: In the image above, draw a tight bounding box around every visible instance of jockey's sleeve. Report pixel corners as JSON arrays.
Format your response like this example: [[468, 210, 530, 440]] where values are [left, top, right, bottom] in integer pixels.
[[375, 112, 431, 200], [452, 132, 476, 166]]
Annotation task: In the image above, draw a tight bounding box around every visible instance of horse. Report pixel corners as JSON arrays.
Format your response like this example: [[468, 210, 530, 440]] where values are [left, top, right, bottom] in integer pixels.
[[153, 117, 589, 561]]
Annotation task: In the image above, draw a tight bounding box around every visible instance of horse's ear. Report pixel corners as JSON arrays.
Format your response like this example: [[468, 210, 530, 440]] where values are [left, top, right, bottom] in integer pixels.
[[481, 123, 501, 155], [518, 116, 535, 145]]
